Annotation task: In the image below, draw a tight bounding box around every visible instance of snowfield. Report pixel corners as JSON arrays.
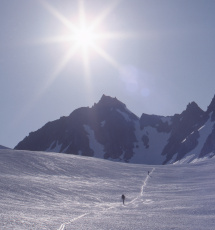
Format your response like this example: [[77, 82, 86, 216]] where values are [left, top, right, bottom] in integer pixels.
[[0, 149, 215, 229]]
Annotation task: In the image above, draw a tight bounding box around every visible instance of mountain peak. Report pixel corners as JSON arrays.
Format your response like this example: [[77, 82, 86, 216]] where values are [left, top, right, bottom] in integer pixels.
[[96, 95, 126, 109], [14, 93, 215, 165], [184, 101, 203, 114]]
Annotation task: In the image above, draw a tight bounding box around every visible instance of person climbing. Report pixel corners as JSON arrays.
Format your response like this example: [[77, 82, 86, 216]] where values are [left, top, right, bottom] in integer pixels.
[[121, 194, 125, 205]]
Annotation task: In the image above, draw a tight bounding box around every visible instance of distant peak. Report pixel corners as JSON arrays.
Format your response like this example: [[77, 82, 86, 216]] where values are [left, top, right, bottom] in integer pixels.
[[97, 95, 126, 108], [100, 94, 113, 102], [183, 101, 204, 116], [186, 101, 199, 110]]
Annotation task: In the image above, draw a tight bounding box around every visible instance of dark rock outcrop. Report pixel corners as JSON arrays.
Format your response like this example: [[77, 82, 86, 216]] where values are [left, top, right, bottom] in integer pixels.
[[15, 94, 215, 164]]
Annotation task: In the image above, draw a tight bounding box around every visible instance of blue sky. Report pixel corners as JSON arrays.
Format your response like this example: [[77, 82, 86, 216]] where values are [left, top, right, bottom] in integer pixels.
[[1, 0, 215, 148]]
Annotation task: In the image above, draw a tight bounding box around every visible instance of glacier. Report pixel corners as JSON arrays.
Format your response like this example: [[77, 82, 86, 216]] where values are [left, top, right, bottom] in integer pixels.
[[0, 149, 215, 229]]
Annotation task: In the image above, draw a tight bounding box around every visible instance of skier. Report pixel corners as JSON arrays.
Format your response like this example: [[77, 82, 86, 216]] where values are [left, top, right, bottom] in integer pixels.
[[121, 194, 125, 205], [148, 171, 150, 175]]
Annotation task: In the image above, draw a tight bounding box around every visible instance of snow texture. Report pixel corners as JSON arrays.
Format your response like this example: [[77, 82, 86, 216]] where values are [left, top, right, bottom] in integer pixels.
[[132, 121, 169, 164], [175, 114, 215, 164], [0, 149, 215, 229], [83, 124, 105, 158]]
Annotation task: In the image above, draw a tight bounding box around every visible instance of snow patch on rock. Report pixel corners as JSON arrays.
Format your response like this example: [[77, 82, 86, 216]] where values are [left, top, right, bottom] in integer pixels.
[[131, 121, 170, 164], [83, 125, 105, 158]]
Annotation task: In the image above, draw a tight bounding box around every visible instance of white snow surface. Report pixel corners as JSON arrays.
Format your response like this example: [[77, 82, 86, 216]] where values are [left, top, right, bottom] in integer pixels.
[[132, 121, 169, 164], [0, 149, 215, 230], [175, 115, 215, 164], [84, 124, 105, 158]]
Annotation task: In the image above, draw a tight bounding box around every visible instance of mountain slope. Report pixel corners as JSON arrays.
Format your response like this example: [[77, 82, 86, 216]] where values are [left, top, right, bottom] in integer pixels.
[[15, 94, 215, 164], [0, 145, 10, 149], [0, 149, 215, 229]]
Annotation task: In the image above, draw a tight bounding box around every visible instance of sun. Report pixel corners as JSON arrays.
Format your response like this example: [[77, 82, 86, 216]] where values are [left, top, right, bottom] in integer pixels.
[[38, 0, 128, 87], [73, 26, 98, 48], [62, 22, 104, 60], [23, 0, 137, 125], [57, 21, 102, 66]]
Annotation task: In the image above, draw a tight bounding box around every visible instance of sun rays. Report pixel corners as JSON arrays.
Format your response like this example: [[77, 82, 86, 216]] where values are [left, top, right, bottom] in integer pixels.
[[39, 0, 124, 83]]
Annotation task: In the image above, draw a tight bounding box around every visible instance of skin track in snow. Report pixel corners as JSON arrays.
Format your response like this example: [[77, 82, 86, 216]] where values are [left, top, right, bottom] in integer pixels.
[[0, 149, 215, 229], [58, 168, 155, 230]]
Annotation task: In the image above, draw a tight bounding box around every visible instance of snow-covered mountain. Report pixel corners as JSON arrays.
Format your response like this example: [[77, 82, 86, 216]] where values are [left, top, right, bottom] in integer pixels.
[[15, 94, 215, 164], [0, 149, 215, 229]]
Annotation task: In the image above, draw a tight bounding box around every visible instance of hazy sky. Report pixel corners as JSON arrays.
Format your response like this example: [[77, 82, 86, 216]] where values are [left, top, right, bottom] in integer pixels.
[[1, 0, 215, 148]]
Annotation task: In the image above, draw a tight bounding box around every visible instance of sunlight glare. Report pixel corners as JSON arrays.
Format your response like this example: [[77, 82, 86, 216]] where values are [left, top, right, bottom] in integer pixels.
[[74, 27, 97, 47], [38, 0, 126, 90]]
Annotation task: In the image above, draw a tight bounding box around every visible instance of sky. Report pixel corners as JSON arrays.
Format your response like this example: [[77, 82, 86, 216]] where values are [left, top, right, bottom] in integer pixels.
[[1, 0, 215, 148]]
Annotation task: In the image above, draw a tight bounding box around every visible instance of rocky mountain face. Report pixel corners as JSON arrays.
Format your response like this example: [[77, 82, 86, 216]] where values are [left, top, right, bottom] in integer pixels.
[[15, 95, 215, 164]]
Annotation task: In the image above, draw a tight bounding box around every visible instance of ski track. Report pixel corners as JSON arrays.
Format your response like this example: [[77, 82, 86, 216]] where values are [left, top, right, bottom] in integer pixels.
[[57, 168, 155, 230], [128, 167, 155, 205]]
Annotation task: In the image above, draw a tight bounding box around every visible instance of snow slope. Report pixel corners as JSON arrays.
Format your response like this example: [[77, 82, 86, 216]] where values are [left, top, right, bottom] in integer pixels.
[[0, 149, 215, 229], [132, 120, 169, 164]]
